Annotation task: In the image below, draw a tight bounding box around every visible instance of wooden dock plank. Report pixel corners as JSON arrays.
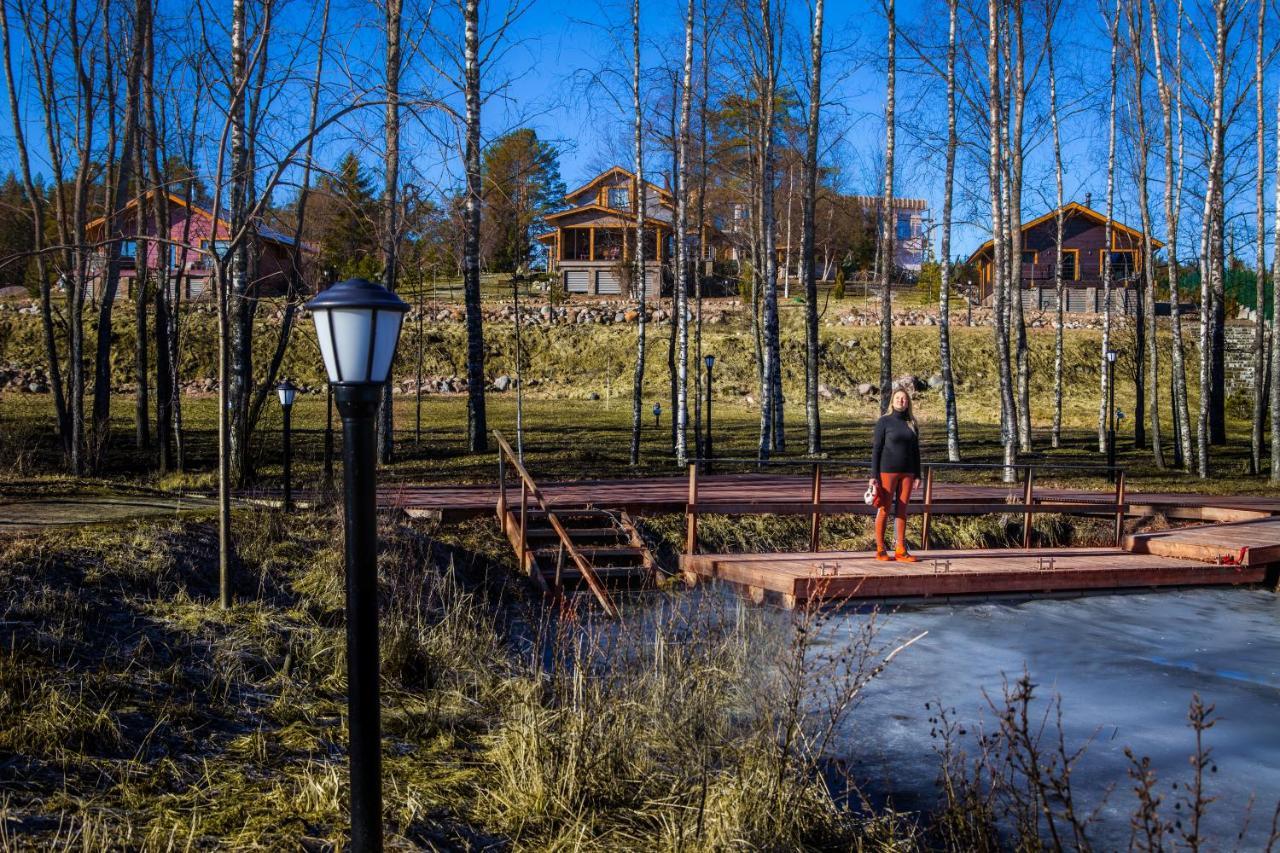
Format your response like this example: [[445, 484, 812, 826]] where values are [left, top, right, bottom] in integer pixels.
[[680, 547, 1265, 605], [1125, 517, 1280, 566]]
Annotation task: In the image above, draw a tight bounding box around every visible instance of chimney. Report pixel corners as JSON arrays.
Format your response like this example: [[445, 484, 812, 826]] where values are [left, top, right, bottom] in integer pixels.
[[1083, 192, 1092, 208]]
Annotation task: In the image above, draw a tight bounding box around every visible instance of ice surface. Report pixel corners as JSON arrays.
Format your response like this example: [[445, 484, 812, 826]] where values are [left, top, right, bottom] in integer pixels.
[[829, 589, 1280, 847]]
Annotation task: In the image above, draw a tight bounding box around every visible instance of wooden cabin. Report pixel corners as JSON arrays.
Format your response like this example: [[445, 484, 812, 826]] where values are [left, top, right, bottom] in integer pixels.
[[966, 201, 1164, 314], [536, 166, 725, 298], [86, 191, 311, 302]]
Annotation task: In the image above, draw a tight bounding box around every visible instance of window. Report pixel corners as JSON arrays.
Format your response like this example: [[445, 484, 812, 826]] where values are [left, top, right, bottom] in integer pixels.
[[1108, 251, 1135, 279], [1021, 251, 1037, 265], [896, 214, 912, 241], [119, 240, 137, 260], [1060, 249, 1078, 280], [607, 187, 630, 209]]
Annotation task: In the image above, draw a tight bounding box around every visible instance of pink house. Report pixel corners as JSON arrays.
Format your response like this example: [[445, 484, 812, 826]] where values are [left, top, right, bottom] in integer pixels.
[[86, 191, 312, 301]]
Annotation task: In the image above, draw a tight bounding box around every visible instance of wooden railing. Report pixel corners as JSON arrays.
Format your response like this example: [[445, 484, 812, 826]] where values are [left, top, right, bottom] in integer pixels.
[[684, 458, 1126, 555], [495, 431, 620, 617]]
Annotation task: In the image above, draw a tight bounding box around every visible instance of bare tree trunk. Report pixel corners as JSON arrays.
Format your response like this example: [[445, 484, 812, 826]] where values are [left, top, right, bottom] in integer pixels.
[[1250, 0, 1265, 475], [693, 0, 711, 462], [878, 0, 895, 416], [1047, 0, 1064, 450], [1127, 0, 1162, 467], [1271, 58, 1280, 480], [92, 0, 147, 465], [463, 0, 488, 452], [674, 0, 694, 466], [218, 0, 250, 607], [1197, 0, 1228, 477], [987, 0, 1015, 480], [1149, 0, 1192, 468], [380, 0, 402, 464], [629, 0, 647, 466], [1098, 0, 1119, 456], [0, 0, 68, 457], [140, 0, 171, 472], [755, 0, 781, 461], [939, 0, 959, 461], [1008, 1, 1030, 453], [802, 0, 824, 455], [244, 0, 329, 444], [133, 131, 150, 453]]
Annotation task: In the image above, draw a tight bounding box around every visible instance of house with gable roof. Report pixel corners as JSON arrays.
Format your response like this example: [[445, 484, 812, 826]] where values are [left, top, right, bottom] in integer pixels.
[[965, 200, 1164, 314]]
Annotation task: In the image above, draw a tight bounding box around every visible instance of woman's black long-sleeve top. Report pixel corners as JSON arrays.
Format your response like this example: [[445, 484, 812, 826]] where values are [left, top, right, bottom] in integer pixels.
[[871, 410, 921, 480]]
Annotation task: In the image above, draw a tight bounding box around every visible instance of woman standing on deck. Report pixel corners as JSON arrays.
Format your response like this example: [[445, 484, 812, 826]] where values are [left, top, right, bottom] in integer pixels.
[[870, 386, 921, 561]]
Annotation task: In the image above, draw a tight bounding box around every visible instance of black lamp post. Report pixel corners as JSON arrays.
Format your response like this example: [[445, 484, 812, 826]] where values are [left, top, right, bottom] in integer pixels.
[[277, 379, 297, 511], [704, 355, 714, 472], [307, 277, 407, 853], [653, 402, 662, 431], [1106, 349, 1117, 482]]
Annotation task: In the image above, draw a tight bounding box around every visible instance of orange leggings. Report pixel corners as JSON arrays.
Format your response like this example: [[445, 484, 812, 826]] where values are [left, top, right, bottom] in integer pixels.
[[875, 472, 916, 551]]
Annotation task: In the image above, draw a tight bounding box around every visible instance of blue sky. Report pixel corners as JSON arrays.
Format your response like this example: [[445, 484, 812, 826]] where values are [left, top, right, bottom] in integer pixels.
[[1, 0, 1272, 265]]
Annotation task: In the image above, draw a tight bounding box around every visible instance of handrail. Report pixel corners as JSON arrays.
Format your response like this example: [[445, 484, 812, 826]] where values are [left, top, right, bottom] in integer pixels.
[[494, 431, 619, 617], [685, 457, 1124, 474], [685, 458, 1128, 555]]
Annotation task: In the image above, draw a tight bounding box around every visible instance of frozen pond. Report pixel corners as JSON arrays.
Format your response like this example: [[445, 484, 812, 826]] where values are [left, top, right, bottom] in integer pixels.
[[837, 588, 1280, 847]]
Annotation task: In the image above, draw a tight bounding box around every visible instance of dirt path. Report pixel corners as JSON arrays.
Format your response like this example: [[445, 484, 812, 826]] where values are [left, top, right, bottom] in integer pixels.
[[0, 492, 219, 533]]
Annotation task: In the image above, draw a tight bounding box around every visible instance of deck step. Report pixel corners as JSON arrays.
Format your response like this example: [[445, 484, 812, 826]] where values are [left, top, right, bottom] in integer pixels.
[[534, 546, 646, 560], [522, 525, 627, 537]]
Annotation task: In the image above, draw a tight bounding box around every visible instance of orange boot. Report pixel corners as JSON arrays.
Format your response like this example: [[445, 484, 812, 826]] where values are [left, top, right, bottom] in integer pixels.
[[894, 518, 917, 562], [875, 509, 891, 560]]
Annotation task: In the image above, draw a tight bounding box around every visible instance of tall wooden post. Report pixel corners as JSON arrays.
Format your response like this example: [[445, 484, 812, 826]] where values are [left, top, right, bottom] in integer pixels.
[[921, 466, 934, 550], [1114, 469, 1126, 547], [686, 461, 699, 555], [1022, 467, 1035, 549], [809, 464, 823, 552]]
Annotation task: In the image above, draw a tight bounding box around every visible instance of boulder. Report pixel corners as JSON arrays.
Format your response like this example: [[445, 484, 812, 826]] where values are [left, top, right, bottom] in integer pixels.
[[928, 374, 945, 390], [492, 375, 512, 392], [857, 382, 877, 397]]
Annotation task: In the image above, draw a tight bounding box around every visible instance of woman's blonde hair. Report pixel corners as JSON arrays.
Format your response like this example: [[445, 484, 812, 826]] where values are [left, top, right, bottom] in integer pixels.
[[891, 384, 918, 433]]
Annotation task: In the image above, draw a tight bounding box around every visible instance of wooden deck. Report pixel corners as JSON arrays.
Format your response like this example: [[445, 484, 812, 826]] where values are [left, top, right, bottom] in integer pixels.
[[680, 547, 1269, 609], [1124, 516, 1280, 567]]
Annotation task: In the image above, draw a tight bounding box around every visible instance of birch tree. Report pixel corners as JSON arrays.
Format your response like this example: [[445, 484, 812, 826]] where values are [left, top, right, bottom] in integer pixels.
[[381, 0, 403, 464], [1097, 0, 1119, 456], [1047, 0, 1065, 449], [878, 0, 895, 416], [675, 0, 695, 466], [1271, 59, 1280, 480], [1148, 0, 1192, 468], [629, 0, 647, 466], [1196, 0, 1229, 477], [1127, 0, 1163, 467], [463, 0, 487, 452], [986, 0, 1016, 479], [1250, 0, 1265, 475], [938, 0, 959, 461], [801, 0, 824, 455]]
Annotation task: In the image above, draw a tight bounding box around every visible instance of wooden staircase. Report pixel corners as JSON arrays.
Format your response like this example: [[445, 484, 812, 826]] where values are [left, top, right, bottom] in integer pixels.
[[494, 433, 660, 616]]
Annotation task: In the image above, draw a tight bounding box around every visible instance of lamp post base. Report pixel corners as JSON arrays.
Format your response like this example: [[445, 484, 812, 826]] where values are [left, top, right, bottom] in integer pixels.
[[336, 383, 383, 853]]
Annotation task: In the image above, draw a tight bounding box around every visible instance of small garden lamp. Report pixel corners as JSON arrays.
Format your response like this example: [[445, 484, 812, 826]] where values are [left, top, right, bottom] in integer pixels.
[[653, 402, 662, 430], [276, 378, 297, 512], [306, 277, 408, 853]]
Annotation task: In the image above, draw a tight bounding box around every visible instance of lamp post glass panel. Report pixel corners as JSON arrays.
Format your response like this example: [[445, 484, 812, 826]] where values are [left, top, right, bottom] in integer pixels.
[[307, 278, 407, 852], [277, 379, 297, 511], [704, 355, 714, 469]]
